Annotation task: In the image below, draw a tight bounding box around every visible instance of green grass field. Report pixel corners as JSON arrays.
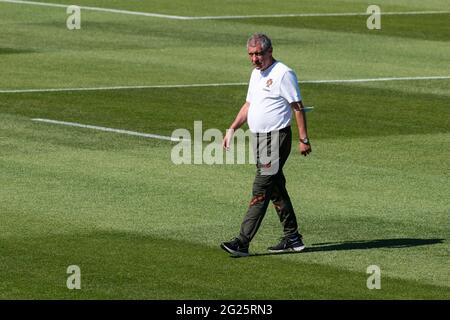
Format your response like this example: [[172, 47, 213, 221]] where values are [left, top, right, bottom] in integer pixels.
[[1, 0, 449, 299]]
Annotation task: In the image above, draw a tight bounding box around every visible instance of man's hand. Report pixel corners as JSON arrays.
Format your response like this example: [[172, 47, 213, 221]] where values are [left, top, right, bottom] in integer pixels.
[[223, 102, 249, 150], [223, 129, 234, 150], [299, 141, 312, 156]]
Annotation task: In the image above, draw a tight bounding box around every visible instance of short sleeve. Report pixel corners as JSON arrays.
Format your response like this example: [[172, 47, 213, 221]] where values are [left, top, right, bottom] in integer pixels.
[[280, 70, 302, 103]]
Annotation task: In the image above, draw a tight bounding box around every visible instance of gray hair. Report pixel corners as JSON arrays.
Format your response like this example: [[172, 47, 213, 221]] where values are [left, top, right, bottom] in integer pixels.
[[247, 33, 272, 52]]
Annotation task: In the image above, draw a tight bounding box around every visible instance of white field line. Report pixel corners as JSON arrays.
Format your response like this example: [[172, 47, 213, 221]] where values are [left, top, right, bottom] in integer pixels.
[[0, 82, 247, 93], [2, 76, 450, 94], [0, 0, 190, 19], [192, 10, 450, 20], [31, 118, 187, 142], [301, 75, 450, 84], [1, 0, 450, 20]]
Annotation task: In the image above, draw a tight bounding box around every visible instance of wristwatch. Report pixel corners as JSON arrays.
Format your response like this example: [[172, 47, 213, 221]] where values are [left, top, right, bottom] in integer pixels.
[[299, 137, 310, 145]]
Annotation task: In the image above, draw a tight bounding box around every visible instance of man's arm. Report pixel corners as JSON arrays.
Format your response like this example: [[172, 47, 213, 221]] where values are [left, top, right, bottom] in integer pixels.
[[291, 101, 312, 156], [223, 102, 249, 149]]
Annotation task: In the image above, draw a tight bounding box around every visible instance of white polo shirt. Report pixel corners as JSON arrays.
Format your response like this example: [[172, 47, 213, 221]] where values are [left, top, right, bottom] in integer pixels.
[[246, 61, 302, 133]]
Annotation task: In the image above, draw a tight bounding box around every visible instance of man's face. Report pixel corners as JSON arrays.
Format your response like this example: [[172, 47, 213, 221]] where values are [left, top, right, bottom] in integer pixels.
[[248, 43, 273, 70]]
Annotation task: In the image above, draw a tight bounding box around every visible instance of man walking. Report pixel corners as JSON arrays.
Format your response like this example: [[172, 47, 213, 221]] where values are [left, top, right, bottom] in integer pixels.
[[220, 33, 312, 256]]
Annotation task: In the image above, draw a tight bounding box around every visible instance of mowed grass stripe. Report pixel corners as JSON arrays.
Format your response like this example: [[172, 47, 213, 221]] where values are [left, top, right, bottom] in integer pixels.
[[1, 232, 448, 299], [1, 6, 448, 89], [4, 0, 450, 16], [1, 82, 449, 139], [1, 76, 449, 93], [2, 0, 450, 20], [238, 12, 450, 41]]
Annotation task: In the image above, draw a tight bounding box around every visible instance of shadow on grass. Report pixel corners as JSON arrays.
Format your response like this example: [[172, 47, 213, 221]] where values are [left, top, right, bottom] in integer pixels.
[[0, 48, 37, 55], [236, 238, 445, 258]]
